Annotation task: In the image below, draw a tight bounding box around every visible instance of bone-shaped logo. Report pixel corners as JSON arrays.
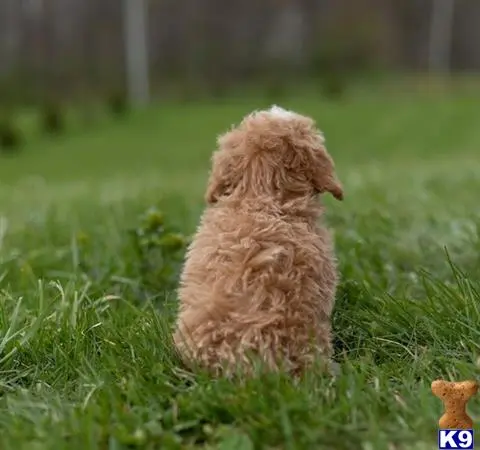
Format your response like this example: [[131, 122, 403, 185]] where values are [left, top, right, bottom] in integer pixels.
[[431, 379, 478, 429]]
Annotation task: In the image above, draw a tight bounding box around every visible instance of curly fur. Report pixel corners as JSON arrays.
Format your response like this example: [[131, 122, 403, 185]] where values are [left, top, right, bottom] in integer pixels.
[[173, 106, 344, 376]]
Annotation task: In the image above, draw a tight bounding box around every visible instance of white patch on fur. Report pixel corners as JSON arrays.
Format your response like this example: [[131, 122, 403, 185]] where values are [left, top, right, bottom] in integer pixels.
[[267, 105, 298, 119]]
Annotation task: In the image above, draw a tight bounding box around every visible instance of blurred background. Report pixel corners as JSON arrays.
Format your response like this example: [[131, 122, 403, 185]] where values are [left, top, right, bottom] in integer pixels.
[[1, 0, 479, 108], [0, 0, 479, 160]]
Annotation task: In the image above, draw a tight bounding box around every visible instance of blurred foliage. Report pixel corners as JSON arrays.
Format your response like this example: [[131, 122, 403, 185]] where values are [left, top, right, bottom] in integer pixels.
[[41, 102, 66, 135], [107, 91, 129, 117], [261, 59, 291, 103], [318, 72, 349, 100], [0, 114, 22, 153], [310, 7, 381, 99], [129, 207, 189, 296]]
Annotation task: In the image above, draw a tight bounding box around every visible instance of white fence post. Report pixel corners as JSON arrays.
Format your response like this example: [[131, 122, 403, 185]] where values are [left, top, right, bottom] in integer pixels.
[[428, 0, 456, 73], [123, 0, 150, 105]]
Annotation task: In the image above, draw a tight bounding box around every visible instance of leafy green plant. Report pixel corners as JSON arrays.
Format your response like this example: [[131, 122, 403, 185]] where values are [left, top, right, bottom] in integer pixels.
[[130, 207, 189, 294]]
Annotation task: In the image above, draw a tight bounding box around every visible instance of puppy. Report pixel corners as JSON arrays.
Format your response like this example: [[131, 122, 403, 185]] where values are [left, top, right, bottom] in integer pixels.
[[173, 105, 344, 376]]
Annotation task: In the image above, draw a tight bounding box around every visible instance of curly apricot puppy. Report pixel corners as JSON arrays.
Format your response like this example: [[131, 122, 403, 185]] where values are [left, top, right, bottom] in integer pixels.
[[173, 106, 344, 376]]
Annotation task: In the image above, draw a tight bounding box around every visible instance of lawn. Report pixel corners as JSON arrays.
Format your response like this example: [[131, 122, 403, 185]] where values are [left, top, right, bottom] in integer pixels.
[[0, 87, 479, 449]]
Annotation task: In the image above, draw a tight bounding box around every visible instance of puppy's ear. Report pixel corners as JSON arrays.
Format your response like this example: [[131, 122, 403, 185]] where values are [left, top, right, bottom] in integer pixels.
[[205, 130, 243, 204], [312, 147, 344, 201], [322, 170, 344, 201]]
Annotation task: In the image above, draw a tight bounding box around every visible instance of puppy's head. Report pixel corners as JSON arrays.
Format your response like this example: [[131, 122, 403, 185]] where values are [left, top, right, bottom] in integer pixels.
[[206, 105, 343, 204]]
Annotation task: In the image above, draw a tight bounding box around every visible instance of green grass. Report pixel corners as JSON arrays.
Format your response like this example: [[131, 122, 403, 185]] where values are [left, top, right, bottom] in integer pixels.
[[0, 87, 480, 449]]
